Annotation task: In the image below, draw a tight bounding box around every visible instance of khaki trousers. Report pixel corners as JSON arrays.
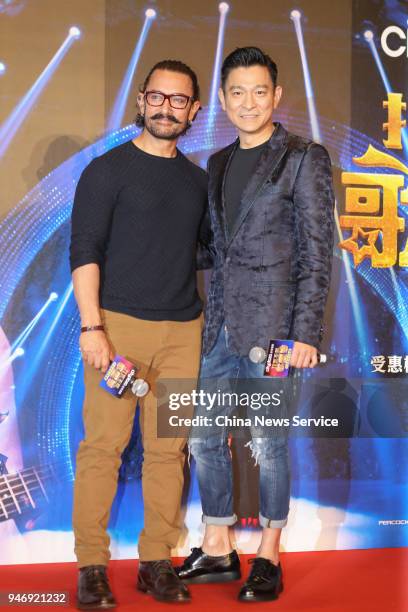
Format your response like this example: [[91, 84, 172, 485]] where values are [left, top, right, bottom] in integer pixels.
[[72, 308, 203, 566]]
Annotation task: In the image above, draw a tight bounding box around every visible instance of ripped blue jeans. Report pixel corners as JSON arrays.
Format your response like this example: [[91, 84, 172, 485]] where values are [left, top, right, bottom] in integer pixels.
[[189, 321, 290, 529]]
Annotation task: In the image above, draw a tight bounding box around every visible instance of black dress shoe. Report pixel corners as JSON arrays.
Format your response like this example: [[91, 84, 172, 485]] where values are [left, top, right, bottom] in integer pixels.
[[175, 547, 241, 584], [238, 558, 283, 602], [137, 560, 191, 603], [77, 565, 116, 610]]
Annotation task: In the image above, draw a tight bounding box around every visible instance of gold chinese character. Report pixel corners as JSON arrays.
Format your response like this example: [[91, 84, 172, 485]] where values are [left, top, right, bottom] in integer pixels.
[[383, 93, 406, 150], [339, 145, 408, 267]]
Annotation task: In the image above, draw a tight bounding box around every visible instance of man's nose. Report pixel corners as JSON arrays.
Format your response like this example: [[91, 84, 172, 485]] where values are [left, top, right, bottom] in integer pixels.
[[242, 93, 256, 109], [162, 97, 173, 112]]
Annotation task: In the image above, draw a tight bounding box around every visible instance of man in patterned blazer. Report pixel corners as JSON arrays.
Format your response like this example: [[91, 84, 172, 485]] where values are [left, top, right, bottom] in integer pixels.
[[176, 46, 335, 603]]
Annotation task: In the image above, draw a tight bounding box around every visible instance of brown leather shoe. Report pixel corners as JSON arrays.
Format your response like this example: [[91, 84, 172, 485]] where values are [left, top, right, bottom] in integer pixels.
[[77, 565, 116, 610], [137, 560, 191, 603]]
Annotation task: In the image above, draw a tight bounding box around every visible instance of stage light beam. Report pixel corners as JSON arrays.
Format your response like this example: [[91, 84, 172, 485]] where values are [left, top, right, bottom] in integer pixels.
[[69, 26, 81, 39], [290, 9, 367, 350], [207, 2, 230, 134], [37, 283, 74, 360], [290, 9, 322, 142], [107, 8, 157, 131], [0, 29, 81, 158], [11, 292, 60, 351], [0, 347, 24, 370]]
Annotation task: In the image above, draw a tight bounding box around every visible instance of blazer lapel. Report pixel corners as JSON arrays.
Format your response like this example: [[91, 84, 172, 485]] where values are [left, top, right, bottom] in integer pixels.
[[226, 122, 289, 248], [209, 140, 238, 246]]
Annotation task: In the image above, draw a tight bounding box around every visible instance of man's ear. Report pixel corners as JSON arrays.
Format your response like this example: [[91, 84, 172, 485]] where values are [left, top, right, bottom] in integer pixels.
[[218, 87, 226, 111], [137, 91, 145, 114], [189, 99, 202, 122], [273, 85, 283, 109]]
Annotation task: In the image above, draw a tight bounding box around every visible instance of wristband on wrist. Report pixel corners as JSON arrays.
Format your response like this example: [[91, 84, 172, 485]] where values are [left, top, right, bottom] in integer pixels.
[[81, 325, 105, 333]]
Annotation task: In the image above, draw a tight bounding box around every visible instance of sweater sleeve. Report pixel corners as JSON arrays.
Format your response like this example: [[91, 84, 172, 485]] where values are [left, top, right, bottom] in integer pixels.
[[69, 157, 116, 273]]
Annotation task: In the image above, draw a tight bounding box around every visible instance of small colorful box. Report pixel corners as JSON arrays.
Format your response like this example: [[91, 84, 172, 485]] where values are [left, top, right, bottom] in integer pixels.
[[264, 340, 294, 377], [99, 355, 137, 397]]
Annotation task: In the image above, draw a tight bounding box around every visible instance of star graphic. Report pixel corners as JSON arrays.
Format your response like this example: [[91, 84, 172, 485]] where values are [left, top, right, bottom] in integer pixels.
[[339, 226, 380, 266]]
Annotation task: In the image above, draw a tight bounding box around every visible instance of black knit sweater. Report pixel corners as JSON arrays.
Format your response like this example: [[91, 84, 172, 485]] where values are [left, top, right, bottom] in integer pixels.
[[69, 140, 210, 321]]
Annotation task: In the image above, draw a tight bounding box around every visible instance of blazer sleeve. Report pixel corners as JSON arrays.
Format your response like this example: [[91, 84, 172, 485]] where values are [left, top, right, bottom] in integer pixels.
[[196, 205, 215, 270], [290, 143, 335, 348], [196, 157, 215, 270]]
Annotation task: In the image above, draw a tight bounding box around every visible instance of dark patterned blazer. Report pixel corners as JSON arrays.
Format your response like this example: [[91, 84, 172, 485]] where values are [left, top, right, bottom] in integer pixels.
[[202, 121, 335, 357]]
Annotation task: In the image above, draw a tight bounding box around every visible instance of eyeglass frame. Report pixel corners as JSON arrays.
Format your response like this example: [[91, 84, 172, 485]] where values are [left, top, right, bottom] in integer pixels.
[[144, 89, 195, 110]]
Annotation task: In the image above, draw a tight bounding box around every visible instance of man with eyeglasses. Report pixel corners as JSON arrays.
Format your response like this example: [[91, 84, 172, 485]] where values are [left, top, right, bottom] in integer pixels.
[[70, 59, 213, 608]]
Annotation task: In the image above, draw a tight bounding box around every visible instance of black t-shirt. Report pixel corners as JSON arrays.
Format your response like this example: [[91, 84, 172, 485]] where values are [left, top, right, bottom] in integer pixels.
[[70, 140, 209, 321], [224, 140, 268, 233]]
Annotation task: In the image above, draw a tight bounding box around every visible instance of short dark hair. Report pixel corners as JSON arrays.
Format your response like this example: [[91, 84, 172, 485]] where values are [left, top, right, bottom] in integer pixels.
[[135, 59, 200, 128], [221, 47, 278, 90]]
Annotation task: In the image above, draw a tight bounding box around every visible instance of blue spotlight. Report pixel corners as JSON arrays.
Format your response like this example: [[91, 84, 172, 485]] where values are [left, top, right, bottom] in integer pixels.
[[291, 9, 367, 349], [0, 346, 25, 370], [207, 2, 230, 134], [1, 346, 24, 369], [0, 62, 6, 75], [290, 9, 322, 142], [0, 29, 80, 158], [11, 291, 60, 351], [36, 283, 74, 360], [69, 26, 81, 39], [334, 205, 369, 352], [107, 8, 157, 131]]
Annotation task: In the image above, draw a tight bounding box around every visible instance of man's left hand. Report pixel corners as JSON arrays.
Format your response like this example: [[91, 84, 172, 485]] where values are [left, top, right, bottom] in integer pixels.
[[290, 342, 318, 368]]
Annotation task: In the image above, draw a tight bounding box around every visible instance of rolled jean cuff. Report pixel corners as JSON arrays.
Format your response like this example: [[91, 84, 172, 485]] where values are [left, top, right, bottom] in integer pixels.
[[202, 513, 237, 526], [259, 513, 288, 529]]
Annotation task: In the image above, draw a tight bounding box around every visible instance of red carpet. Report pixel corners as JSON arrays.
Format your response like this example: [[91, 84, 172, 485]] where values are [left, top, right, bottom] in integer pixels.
[[0, 548, 406, 611]]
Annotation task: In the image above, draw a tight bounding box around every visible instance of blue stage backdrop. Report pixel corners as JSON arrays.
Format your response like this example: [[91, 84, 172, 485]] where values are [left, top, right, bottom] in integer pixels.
[[0, 0, 407, 564]]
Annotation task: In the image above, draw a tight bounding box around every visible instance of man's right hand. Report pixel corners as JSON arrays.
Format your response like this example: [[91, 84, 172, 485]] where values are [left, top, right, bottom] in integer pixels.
[[79, 330, 115, 372]]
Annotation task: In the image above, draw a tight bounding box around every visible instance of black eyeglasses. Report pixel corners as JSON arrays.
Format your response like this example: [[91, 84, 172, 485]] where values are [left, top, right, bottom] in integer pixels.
[[144, 90, 193, 110]]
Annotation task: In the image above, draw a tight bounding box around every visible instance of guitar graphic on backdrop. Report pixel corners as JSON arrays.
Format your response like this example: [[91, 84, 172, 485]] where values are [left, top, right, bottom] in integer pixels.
[[0, 452, 61, 530], [0, 325, 65, 545]]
